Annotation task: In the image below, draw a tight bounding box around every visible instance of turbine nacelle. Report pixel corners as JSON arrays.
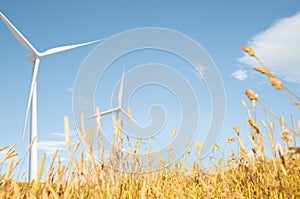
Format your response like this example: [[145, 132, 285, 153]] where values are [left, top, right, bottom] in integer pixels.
[[27, 54, 37, 62]]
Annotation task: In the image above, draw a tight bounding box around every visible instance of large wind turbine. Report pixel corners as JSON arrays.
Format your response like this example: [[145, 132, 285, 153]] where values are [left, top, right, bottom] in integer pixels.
[[0, 12, 104, 181]]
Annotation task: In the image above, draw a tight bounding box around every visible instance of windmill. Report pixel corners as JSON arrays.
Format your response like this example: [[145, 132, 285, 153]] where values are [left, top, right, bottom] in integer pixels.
[[0, 12, 105, 181], [86, 69, 140, 124], [84, 69, 156, 141]]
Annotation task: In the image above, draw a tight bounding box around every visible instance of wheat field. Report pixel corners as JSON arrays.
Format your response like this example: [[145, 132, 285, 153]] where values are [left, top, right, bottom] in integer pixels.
[[0, 47, 300, 198]]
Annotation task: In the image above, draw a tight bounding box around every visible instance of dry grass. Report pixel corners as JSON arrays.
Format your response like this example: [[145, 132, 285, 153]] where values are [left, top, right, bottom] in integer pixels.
[[0, 47, 300, 198]]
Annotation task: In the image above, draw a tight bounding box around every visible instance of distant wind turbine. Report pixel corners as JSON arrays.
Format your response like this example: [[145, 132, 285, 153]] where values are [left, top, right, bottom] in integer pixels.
[[86, 69, 140, 125], [0, 12, 105, 181], [85, 70, 156, 140]]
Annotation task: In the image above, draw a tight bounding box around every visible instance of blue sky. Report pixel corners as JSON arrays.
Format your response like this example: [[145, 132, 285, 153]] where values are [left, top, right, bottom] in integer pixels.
[[0, 1, 300, 178]]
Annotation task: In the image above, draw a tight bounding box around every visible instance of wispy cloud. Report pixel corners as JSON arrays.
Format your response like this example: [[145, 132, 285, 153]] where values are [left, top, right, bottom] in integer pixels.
[[37, 141, 66, 155], [231, 69, 248, 81], [38, 129, 78, 155], [48, 130, 77, 139], [239, 12, 300, 83], [67, 87, 73, 93], [48, 131, 65, 138]]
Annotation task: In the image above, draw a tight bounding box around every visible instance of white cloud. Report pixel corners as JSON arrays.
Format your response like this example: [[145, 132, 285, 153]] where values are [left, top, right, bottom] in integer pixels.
[[48, 131, 65, 138], [48, 130, 77, 140], [67, 87, 73, 93], [239, 12, 300, 83], [37, 141, 66, 155], [38, 129, 79, 155], [231, 69, 248, 81]]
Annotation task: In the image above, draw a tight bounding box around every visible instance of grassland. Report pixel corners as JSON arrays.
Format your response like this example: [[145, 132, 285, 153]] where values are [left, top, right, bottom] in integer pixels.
[[0, 47, 300, 198]]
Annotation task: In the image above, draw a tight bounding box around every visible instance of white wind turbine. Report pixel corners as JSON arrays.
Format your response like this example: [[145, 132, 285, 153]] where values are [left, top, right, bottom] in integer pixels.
[[0, 12, 104, 181], [86, 69, 140, 124], [85, 70, 156, 140]]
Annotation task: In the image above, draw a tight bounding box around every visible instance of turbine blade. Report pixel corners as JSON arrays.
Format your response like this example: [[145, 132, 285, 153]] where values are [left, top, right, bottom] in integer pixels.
[[100, 108, 119, 116], [39, 38, 105, 57], [0, 12, 39, 55], [22, 59, 40, 140], [85, 108, 120, 120], [118, 69, 125, 108]]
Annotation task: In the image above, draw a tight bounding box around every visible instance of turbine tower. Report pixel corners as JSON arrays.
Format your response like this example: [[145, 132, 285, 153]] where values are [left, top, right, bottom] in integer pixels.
[[0, 12, 105, 181]]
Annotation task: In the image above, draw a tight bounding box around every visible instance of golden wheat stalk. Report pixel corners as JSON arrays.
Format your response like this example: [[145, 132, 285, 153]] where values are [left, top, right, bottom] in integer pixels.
[[73, 141, 80, 154], [27, 136, 37, 150], [80, 113, 86, 135], [127, 107, 133, 123], [245, 89, 258, 101], [258, 100, 300, 138], [4, 158, 14, 179], [33, 153, 46, 195], [96, 107, 102, 129], [242, 46, 300, 110], [64, 116, 71, 153], [88, 127, 94, 155], [0, 145, 9, 153], [46, 183, 60, 199], [2, 147, 17, 164], [16, 137, 37, 180], [171, 128, 177, 139], [241, 46, 256, 57], [254, 67, 271, 76]]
